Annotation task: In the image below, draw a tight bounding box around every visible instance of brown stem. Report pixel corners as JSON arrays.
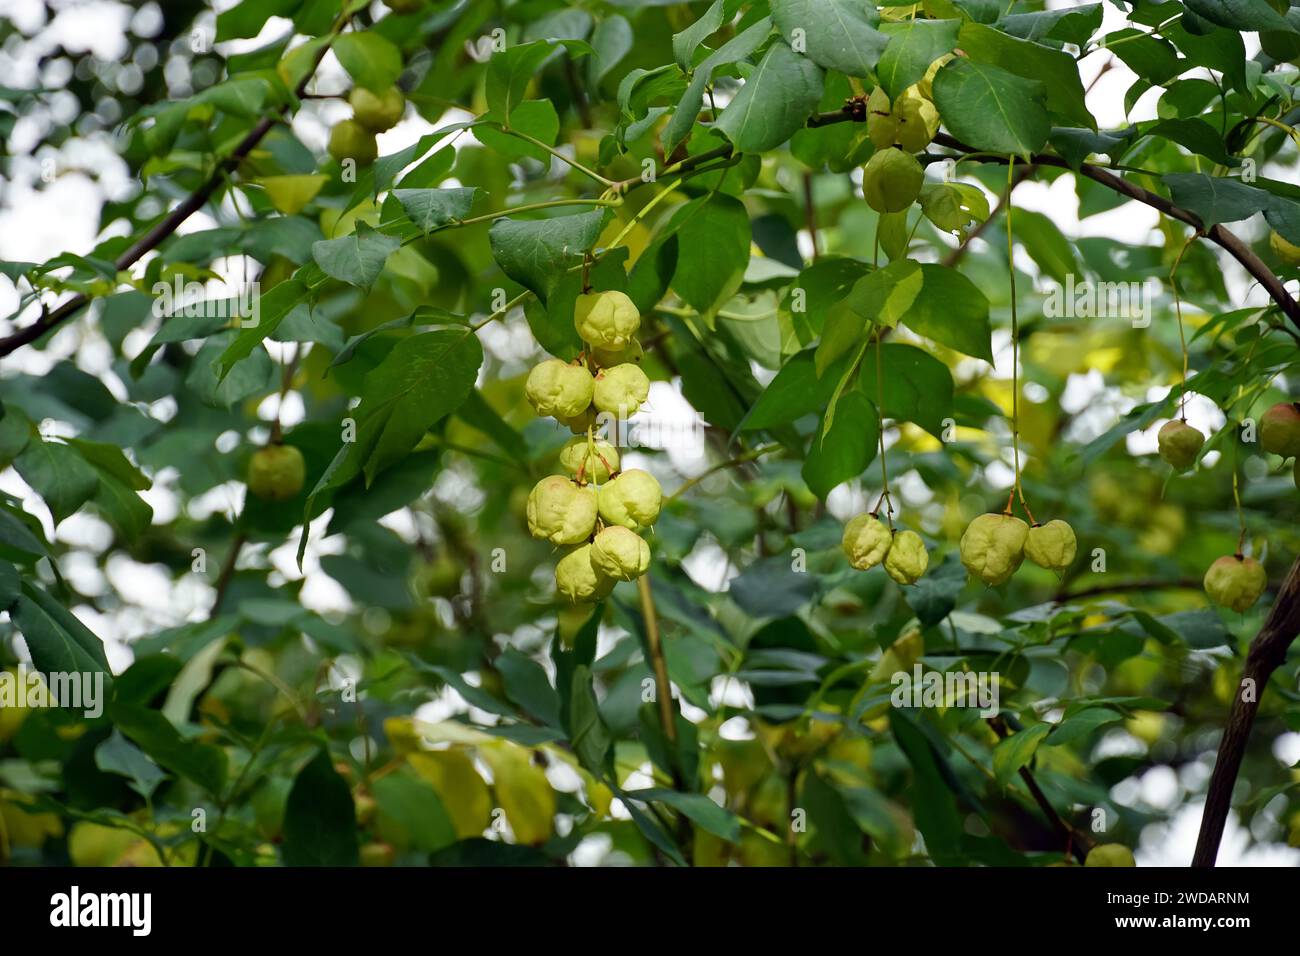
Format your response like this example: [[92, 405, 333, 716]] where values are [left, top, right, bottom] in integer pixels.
[[210, 532, 247, 617], [638, 574, 677, 748], [1192, 554, 1300, 866], [988, 716, 1090, 863]]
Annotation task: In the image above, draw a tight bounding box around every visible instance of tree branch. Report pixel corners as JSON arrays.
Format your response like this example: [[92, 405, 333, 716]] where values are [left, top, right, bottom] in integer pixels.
[[1192, 554, 1300, 866], [0, 21, 349, 360]]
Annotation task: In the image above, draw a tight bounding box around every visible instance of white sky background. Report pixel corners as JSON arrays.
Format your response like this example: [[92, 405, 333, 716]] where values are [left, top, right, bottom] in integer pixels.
[[0, 0, 1297, 865]]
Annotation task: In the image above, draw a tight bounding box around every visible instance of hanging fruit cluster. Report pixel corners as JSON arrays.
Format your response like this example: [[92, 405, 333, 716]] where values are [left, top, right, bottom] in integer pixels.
[[328, 85, 406, 168], [524, 291, 660, 602], [860, 55, 950, 215]]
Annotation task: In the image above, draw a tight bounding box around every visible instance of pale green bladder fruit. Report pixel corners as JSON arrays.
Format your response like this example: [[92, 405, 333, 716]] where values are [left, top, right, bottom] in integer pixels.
[[526, 476, 597, 545], [1024, 519, 1077, 573], [842, 514, 892, 570], [1259, 401, 1300, 458], [597, 469, 662, 529], [1084, 844, 1135, 867], [917, 53, 955, 100], [862, 147, 923, 214], [884, 530, 929, 585], [558, 437, 620, 483], [1157, 419, 1204, 471], [866, 86, 898, 149], [893, 85, 939, 152], [328, 119, 378, 166], [590, 526, 651, 581], [590, 339, 643, 370], [349, 86, 405, 132], [525, 358, 594, 420], [960, 513, 1029, 586], [574, 290, 641, 350], [593, 363, 650, 416], [1203, 554, 1266, 613], [555, 544, 615, 603], [247, 445, 305, 502]]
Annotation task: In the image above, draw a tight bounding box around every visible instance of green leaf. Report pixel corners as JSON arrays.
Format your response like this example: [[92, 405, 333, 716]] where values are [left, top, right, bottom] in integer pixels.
[[333, 31, 403, 92], [282, 749, 360, 866], [477, 101, 560, 163], [876, 18, 960, 100], [919, 182, 990, 240], [393, 186, 477, 233], [739, 348, 849, 431], [371, 772, 457, 853], [496, 647, 561, 728], [1183, 0, 1292, 32], [14, 439, 100, 526], [1163, 173, 1271, 228], [488, 208, 610, 301], [311, 225, 402, 288], [1010, 208, 1077, 286], [12, 582, 112, 680], [957, 21, 1093, 129], [900, 264, 994, 363], [817, 259, 923, 375], [771, 0, 888, 78], [569, 664, 612, 776], [802, 389, 878, 499], [992, 723, 1051, 788], [662, 17, 773, 153], [486, 39, 590, 125], [890, 709, 963, 865], [663, 194, 751, 316], [716, 40, 824, 154], [673, 0, 725, 70], [857, 342, 954, 438], [627, 788, 741, 842], [932, 58, 1049, 158], [337, 328, 483, 486], [215, 279, 310, 380], [782, 256, 871, 344], [110, 701, 227, 796], [95, 730, 168, 800]]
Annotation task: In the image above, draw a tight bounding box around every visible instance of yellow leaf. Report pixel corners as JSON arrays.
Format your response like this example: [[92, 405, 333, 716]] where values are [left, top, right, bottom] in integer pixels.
[[480, 741, 555, 845], [408, 749, 492, 839], [257, 174, 328, 215]]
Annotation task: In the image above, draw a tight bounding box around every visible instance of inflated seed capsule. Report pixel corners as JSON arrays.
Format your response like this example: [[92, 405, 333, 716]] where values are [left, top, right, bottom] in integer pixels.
[[862, 147, 924, 214], [1259, 402, 1300, 458], [555, 544, 615, 603], [1156, 419, 1204, 471], [1203, 554, 1266, 613], [592, 363, 650, 416], [525, 359, 595, 420], [1024, 519, 1077, 574], [959, 513, 1029, 586], [589, 526, 651, 581], [526, 476, 597, 545], [883, 530, 929, 585], [597, 469, 662, 530], [841, 514, 892, 571], [558, 437, 620, 483], [574, 290, 640, 350]]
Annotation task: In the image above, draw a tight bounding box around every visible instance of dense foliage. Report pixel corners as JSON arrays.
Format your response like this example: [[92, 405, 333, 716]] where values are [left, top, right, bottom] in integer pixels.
[[1, 0, 1300, 868]]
